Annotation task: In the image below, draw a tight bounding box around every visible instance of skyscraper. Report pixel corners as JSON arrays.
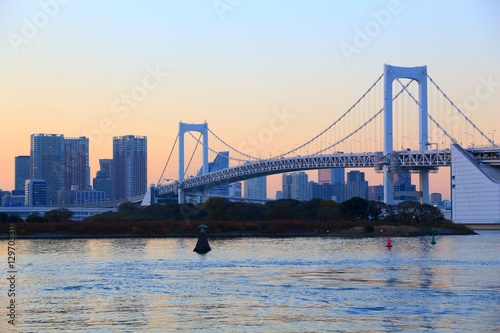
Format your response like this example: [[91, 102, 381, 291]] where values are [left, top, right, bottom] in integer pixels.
[[368, 185, 384, 201], [93, 159, 115, 201], [318, 168, 345, 185], [228, 182, 242, 197], [25, 179, 46, 207], [282, 174, 292, 199], [282, 172, 309, 201], [430, 192, 442, 206], [393, 170, 418, 201], [113, 135, 147, 199], [15, 155, 30, 192], [31, 134, 65, 205], [345, 170, 368, 200], [204, 152, 229, 197], [64, 137, 90, 191], [244, 176, 267, 199]]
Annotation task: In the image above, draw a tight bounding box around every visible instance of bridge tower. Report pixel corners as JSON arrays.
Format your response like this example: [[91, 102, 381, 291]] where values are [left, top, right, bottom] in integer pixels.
[[178, 122, 209, 203], [383, 64, 429, 204]]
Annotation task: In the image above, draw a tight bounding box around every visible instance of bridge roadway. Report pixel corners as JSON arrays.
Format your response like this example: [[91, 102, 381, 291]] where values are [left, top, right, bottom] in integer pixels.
[[155, 149, 452, 196], [468, 146, 500, 166]]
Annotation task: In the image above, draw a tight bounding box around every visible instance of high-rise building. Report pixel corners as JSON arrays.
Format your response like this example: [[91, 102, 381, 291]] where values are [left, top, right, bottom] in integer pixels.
[[310, 182, 346, 202], [228, 182, 242, 197], [394, 170, 411, 187], [113, 135, 147, 199], [25, 179, 46, 207], [331, 183, 346, 202], [368, 185, 384, 201], [282, 172, 309, 201], [15, 156, 30, 192], [318, 168, 345, 185], [58, 188, 106, 206], [282, 174, 292, 199], [74, 190, 106, 205], [430, 192, 442, 206], [203, 152, 229, 197], [31, 134, 65, 205], [64, 137, 90, 191], [451, 144, 500, 224], [306, 181, 316, 201], [345, 170, 368, 200], [93, 159, 115, 201], [2, 192, 24, 207], [393, 170, 418, 201], [209, 151, 229, 171], [317, 168, 346, 202], [244, 176, 267, 199]]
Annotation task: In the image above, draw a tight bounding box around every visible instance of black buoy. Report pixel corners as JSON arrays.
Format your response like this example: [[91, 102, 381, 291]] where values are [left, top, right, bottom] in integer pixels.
[[194, 224, 211, 254]]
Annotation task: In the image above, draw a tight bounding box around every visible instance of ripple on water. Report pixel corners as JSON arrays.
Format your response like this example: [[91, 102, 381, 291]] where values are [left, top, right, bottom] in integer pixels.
[[6, 233, 500, 332]]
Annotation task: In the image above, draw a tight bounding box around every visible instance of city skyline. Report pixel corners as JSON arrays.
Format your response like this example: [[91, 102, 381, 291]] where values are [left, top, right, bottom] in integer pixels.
[[1, 1, 499, 199]]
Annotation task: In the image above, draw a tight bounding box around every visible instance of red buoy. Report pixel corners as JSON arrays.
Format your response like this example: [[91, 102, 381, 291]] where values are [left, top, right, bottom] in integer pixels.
[[386, 231, 392, 249]]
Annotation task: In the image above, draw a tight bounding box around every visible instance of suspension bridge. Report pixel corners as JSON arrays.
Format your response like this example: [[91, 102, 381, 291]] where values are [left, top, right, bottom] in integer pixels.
[[142, 64, 499, 224]]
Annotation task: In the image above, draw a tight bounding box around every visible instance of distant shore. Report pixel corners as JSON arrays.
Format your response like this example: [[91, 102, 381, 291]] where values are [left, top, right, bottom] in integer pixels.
[[0, 225, 476, 240], [3, 198, 481, 240]]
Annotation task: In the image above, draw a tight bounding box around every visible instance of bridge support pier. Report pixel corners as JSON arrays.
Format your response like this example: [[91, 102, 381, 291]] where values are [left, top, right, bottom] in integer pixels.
[[178, 188, 184, 204], [202, 187, 209, 203], [383, 166, 394, 205], [419, 170, 430, 204]]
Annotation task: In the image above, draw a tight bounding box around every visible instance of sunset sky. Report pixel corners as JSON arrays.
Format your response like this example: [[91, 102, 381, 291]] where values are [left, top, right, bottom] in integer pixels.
[[1, 0, 499, 199]]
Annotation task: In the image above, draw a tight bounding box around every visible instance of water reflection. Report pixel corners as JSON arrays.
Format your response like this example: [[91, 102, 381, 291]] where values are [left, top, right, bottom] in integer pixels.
[[24, 238, 90, 255], [1, 232, 498, 332]]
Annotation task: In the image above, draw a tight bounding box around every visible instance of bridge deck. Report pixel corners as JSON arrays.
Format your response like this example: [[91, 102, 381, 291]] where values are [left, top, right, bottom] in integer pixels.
[[155, 149, 453, 196]]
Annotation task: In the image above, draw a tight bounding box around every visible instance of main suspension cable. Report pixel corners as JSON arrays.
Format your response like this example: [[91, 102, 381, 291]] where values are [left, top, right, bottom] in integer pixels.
[[156, 133, 179, 187]]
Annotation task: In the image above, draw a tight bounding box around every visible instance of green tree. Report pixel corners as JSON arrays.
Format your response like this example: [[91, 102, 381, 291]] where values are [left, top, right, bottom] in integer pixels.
[[396, 201, 421, 223], [368, 200, 387, 220], [297, 198, 324, 220], [0, 212, 9, 224], [225, 202, 268, 221], [340, 197, 369, 220], [203, 197, 232, 220], [44, 208, 74, 223], [417, 203, 444, 223], [382, 204, 398, 223], [118, 201, 140, 212], [318, 200, 339, 222], [178, 203, 204, 221], [26, 214, 44, 223], [8, 215, 23, 223], [265, 199, 300, 220]]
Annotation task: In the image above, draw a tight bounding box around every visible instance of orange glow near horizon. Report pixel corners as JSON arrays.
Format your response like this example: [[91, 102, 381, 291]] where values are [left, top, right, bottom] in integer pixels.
[[1, 1, 499, 201]]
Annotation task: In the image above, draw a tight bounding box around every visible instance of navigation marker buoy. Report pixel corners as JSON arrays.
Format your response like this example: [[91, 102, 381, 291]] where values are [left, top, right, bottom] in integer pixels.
[[386, 231, 392, 249], [194, 224, 211, 254]]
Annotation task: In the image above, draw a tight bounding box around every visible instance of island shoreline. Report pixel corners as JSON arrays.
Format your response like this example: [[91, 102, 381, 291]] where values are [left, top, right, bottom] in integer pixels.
[[0, 228, 476, 240]]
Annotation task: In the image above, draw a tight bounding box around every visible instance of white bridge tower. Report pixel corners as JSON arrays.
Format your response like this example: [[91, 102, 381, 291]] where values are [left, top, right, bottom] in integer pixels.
[[178, 122, 209, 203], [383, 64, 429, 204]]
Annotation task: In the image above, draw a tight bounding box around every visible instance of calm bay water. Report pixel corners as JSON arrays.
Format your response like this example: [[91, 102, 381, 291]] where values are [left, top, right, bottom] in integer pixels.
[[1, 231, 499, 332]]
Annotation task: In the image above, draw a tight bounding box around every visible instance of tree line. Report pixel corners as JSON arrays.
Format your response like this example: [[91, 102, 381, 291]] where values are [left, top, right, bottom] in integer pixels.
[[0, 208, 74, 224], [0, 198, 445, 225], [89, 197, 445, 225]]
